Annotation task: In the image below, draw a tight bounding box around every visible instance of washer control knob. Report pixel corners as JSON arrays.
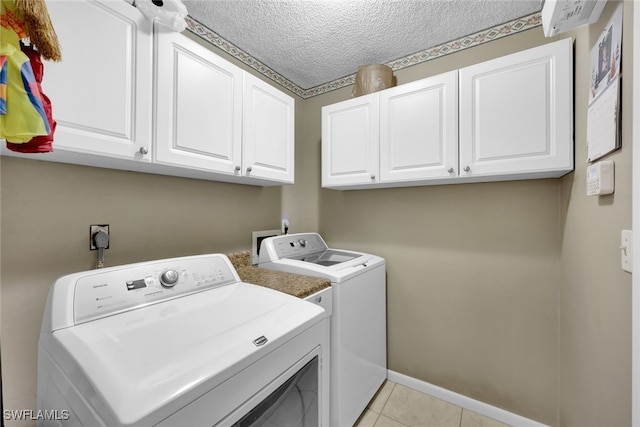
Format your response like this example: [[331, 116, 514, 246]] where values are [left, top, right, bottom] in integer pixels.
[[160, 269, 179, 287], [298, 239, 307, 247]]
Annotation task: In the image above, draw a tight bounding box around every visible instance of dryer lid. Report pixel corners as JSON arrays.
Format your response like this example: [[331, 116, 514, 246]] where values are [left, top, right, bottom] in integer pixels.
[[47, 282, 323, 427]]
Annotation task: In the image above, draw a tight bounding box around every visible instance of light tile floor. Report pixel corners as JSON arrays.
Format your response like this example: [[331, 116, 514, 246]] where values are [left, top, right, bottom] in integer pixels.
[[355, 381, 511, 427]]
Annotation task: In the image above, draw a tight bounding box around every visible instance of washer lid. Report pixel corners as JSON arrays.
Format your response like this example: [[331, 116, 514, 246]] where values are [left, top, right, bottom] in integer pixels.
[[261, 254, 384, 283], [258, 234, 384, 282], [48, 282, 324, 427], [294, 249, 361, 266]]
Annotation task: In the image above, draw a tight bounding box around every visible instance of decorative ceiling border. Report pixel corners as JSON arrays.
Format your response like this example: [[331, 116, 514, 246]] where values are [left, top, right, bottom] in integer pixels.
[[186, 12, 541, 99]]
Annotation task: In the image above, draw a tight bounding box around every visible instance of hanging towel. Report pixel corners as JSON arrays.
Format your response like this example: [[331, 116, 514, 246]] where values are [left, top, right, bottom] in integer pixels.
[[6, 42, 55, 152], [0, 55, 7, 114]]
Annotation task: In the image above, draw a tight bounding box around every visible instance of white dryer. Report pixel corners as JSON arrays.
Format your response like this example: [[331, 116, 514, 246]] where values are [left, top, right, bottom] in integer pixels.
[[37, 253, 330, 426], [259, 233, 386, 427]]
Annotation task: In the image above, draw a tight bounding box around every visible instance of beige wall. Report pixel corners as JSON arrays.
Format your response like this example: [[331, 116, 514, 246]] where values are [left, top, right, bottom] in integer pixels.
[[313, 31, 564, 425], [0, 159, 284, 418], [0, 3, 635, 427], [559, 2, 633, 426], [307, 2, 632, 426], [0, 30, 294, 425]]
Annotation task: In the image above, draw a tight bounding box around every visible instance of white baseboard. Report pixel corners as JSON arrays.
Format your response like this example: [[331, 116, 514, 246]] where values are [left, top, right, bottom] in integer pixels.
[[387, 370, 551, 427]]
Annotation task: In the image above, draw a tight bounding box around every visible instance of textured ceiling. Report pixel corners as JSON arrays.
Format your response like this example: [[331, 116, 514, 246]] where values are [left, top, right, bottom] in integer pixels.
[[183, 0, 543, 96]]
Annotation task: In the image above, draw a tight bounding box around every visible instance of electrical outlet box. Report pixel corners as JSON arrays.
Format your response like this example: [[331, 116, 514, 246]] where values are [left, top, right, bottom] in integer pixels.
[[251, 229, 280, 265], [90, 224, 110, 250]]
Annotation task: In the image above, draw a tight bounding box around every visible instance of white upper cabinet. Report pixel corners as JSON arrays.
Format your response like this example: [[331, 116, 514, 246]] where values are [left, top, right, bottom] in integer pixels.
[[3, 2, 294, 186], [322, 70, 459, 189], [458, 38, 573, 178], [42, 0, 153, 161], [154, 27, 243, 174], [322, 93, 379, 187], [154, 29, 294, 184], [380, 71, 458, 183], [322, 38, 573, 190], [243, 73, 295, 184]]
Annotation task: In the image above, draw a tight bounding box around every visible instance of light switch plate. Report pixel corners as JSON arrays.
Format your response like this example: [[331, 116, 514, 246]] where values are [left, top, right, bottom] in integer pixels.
[[621, 230, 633, 273]]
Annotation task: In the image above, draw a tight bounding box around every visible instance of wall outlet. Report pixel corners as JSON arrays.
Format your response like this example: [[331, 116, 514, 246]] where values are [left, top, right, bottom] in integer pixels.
[[251, 229, 280, 265], [90, 224, 110, 250]]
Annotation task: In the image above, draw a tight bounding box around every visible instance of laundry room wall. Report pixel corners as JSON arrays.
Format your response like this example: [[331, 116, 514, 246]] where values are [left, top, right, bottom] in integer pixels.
[[1, 3, 635, 426], [558, 2, 633, 427], [302, 2, 634, 425], [0, 159, 283, 419], [312, 31, 563, 424], [0, 33, 304, 421]]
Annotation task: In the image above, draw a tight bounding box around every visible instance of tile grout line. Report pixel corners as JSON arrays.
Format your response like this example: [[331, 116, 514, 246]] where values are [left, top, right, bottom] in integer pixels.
[[378, 381, 397, 416], [376, 382, 414, 427]]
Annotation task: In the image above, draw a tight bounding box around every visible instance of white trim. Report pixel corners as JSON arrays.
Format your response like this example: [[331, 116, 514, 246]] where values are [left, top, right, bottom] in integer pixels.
[[632, 2, 640, 426], [387, 370, 551, 427]]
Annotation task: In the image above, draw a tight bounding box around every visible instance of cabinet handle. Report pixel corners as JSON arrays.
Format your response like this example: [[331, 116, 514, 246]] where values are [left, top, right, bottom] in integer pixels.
[[463, 166, 471, 172], [447, 167, 454, 173], [234, 166, 241, 172], [139, 147, 149, 155], [246, 167, 252, 173], [371, 174, 376, 180]]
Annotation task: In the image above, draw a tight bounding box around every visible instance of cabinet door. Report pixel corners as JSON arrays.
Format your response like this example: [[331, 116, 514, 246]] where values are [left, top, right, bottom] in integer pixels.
[[154, 28, 243, 174], [380, 70, 458, 183], [243, 73, 295, 183], [43, 0, 152, 160], [459, 38, 573, 178], [322, 94, 379, 188]]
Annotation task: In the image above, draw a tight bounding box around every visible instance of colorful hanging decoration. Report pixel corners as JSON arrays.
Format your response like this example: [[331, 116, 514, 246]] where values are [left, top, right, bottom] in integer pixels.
[[14, 0, 62, 61], [0, 55, 7, 115], [6, 43, 55, 152], [0, 0, 60, 152]]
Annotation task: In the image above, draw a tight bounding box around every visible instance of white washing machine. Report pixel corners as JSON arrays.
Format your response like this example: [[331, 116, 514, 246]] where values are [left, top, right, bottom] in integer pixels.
[[259, 233, 386, 427], [37, 253, 330, 426]]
